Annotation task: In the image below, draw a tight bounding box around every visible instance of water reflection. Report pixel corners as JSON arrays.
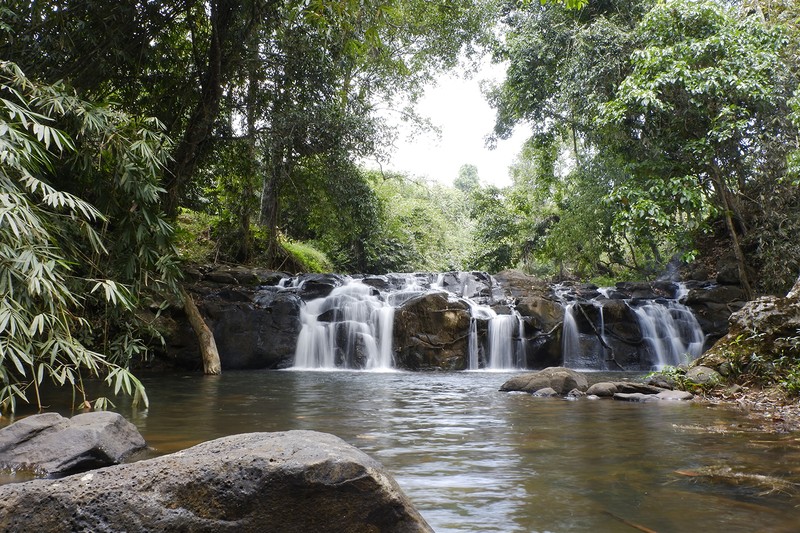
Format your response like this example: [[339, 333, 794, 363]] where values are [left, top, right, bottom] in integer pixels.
[[8, 371, 800, 532]]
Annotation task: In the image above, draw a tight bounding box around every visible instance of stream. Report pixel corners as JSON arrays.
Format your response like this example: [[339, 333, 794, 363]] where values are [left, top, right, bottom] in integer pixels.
[[80, 369, 800, 532]]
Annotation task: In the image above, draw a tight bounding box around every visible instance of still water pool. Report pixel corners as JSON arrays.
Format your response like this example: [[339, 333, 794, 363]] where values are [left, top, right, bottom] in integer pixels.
[[16, 370, 800, 531]]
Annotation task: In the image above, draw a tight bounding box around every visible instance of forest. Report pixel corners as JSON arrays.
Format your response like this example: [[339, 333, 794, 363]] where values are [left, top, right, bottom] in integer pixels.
[[1, 0, 799, 410]]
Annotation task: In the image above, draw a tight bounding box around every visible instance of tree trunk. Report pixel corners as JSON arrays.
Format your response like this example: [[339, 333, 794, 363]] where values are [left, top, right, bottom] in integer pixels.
[[181, 288, 222, 375], [164, 0, 238, 216], [260, 169, 281, 266], [711, 168, 754, 300]]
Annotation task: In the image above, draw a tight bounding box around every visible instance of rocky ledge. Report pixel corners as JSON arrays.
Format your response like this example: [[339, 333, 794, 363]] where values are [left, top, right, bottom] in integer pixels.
[[499, 367, 695, 402], [0, 430, 432, 533]]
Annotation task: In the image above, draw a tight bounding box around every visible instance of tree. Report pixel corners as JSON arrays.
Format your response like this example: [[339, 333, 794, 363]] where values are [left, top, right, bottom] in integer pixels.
[[600, 0, 797, 298], [0, 61, 179, 411], [485, 0, 658, 278], [454, 164, 480, 193]]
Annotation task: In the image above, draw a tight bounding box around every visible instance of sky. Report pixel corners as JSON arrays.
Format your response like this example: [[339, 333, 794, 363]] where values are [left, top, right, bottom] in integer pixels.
[[372, 63, 531, 188]]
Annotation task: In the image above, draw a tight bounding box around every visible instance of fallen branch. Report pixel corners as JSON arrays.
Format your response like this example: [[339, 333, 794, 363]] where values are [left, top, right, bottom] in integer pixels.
[[181, 287, 222, 375]]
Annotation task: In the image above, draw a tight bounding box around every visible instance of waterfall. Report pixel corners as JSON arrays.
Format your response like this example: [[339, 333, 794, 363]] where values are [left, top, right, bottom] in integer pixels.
[[288, 274, 708, 372], [561, 302, 581, 368], [293, 281, 394, 370], [555, 282, 706, 370], [629, 300, 704, 368], [289, 272, 524, 371], [468, 317, 479, 370], [487, 314, 516, 369]]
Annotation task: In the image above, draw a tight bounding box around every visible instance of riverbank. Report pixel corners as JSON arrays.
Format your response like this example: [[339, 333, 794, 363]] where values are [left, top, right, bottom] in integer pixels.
[[696, 385, 800, 433]]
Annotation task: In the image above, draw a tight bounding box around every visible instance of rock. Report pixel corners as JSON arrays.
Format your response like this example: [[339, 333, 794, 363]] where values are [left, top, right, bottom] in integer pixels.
[[696, 292, 800, 373], [0, 430, 431, 533], [161, 283, 304, 370], [646, 375, 675, 390], [613, 392, 658, 403], [297, 274, 345, 300], [586, 382, 618, 397], [655, 390, 694, 401], [203, 289, 303, 369], [0, 412, 146, 476], [567, 388, 586, 398], [686, 365, 721, 385], [532, 387, 559, 397], [614, 382, 666, 395], [393, 292, 471, 370], [614, 390, 693, 402], [500, 367, 588, 395], [493, 270, 551, 300]]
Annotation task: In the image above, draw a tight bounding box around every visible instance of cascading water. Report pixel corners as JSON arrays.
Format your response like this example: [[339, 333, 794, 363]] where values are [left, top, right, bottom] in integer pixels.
[[555, 282, 706, 370], [561, 302, 581, 368], [487, 314, 517, 370], [288, 272, 521, 371], [628, 299, 704, 368], [286, 273, 708, 372], [293, 281, 396, 370]]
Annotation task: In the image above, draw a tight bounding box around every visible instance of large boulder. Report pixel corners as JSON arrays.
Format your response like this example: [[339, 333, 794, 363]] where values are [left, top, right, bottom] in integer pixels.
[[165, 286, 303, 370], [0, 412, 146, 476], [696, 292, 800, 371], [393, 292, 471, 370], [499, 367, 589, 395], [0, 430, 431, 533]]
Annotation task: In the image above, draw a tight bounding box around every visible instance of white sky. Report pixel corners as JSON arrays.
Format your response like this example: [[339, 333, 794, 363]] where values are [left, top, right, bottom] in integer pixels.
[[373, 62, 531, 188]]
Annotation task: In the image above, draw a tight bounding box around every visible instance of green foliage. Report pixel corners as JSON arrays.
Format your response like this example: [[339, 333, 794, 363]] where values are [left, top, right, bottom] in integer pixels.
[[280, 238, 334, 274], [0, 62, 179, 411], [174, 209, 219, 264], [454, 164, 481, 193], [487, 0, 800, 286], [467, 185, 522, 273], [367, 171, 473, 272]]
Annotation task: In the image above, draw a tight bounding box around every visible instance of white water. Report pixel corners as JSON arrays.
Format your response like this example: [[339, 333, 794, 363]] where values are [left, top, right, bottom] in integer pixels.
[[629, 300, 704, 368], [293, 281, 396, 370], [561, 302, 581, 368], [557, 283, 705, 370], [487, 314, 516, 370], [290, 273, 523, 371], [290, 275, 707, 372]]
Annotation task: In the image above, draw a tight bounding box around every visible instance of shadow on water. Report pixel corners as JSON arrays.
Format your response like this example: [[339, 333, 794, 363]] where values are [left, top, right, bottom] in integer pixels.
[[5, 370, 800, 532]]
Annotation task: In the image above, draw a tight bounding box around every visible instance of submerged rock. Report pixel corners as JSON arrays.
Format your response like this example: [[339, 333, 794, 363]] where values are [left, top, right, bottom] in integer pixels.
[[0, 430, 432, 533], [613, 390, 694, 402], [613, 392, 659, 403], [0, 412, 146, 476], [499, 367, 589, 395]]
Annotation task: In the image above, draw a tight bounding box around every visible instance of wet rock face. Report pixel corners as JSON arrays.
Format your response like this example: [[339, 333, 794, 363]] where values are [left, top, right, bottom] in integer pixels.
[[0, 412, 146, 476], [0, 431, 433, 533], [165, 284, 303, 370], [393, 292, 471, 370], [203, 288, 303, 370], [163, 267, 749, 372]]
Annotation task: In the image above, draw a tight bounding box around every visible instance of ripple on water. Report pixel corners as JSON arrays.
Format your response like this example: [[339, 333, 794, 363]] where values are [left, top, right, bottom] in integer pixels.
[[6, 370, 799, 532]]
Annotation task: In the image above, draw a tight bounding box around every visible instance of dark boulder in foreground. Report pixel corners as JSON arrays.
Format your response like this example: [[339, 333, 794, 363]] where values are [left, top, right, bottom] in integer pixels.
[[0, 430, 432, 533], [499, 367, 589, 395], [0, 412, 146, 476]]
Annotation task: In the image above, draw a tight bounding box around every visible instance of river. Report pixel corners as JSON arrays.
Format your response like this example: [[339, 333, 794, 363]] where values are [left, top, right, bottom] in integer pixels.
[[73, 369, 797, 532]]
